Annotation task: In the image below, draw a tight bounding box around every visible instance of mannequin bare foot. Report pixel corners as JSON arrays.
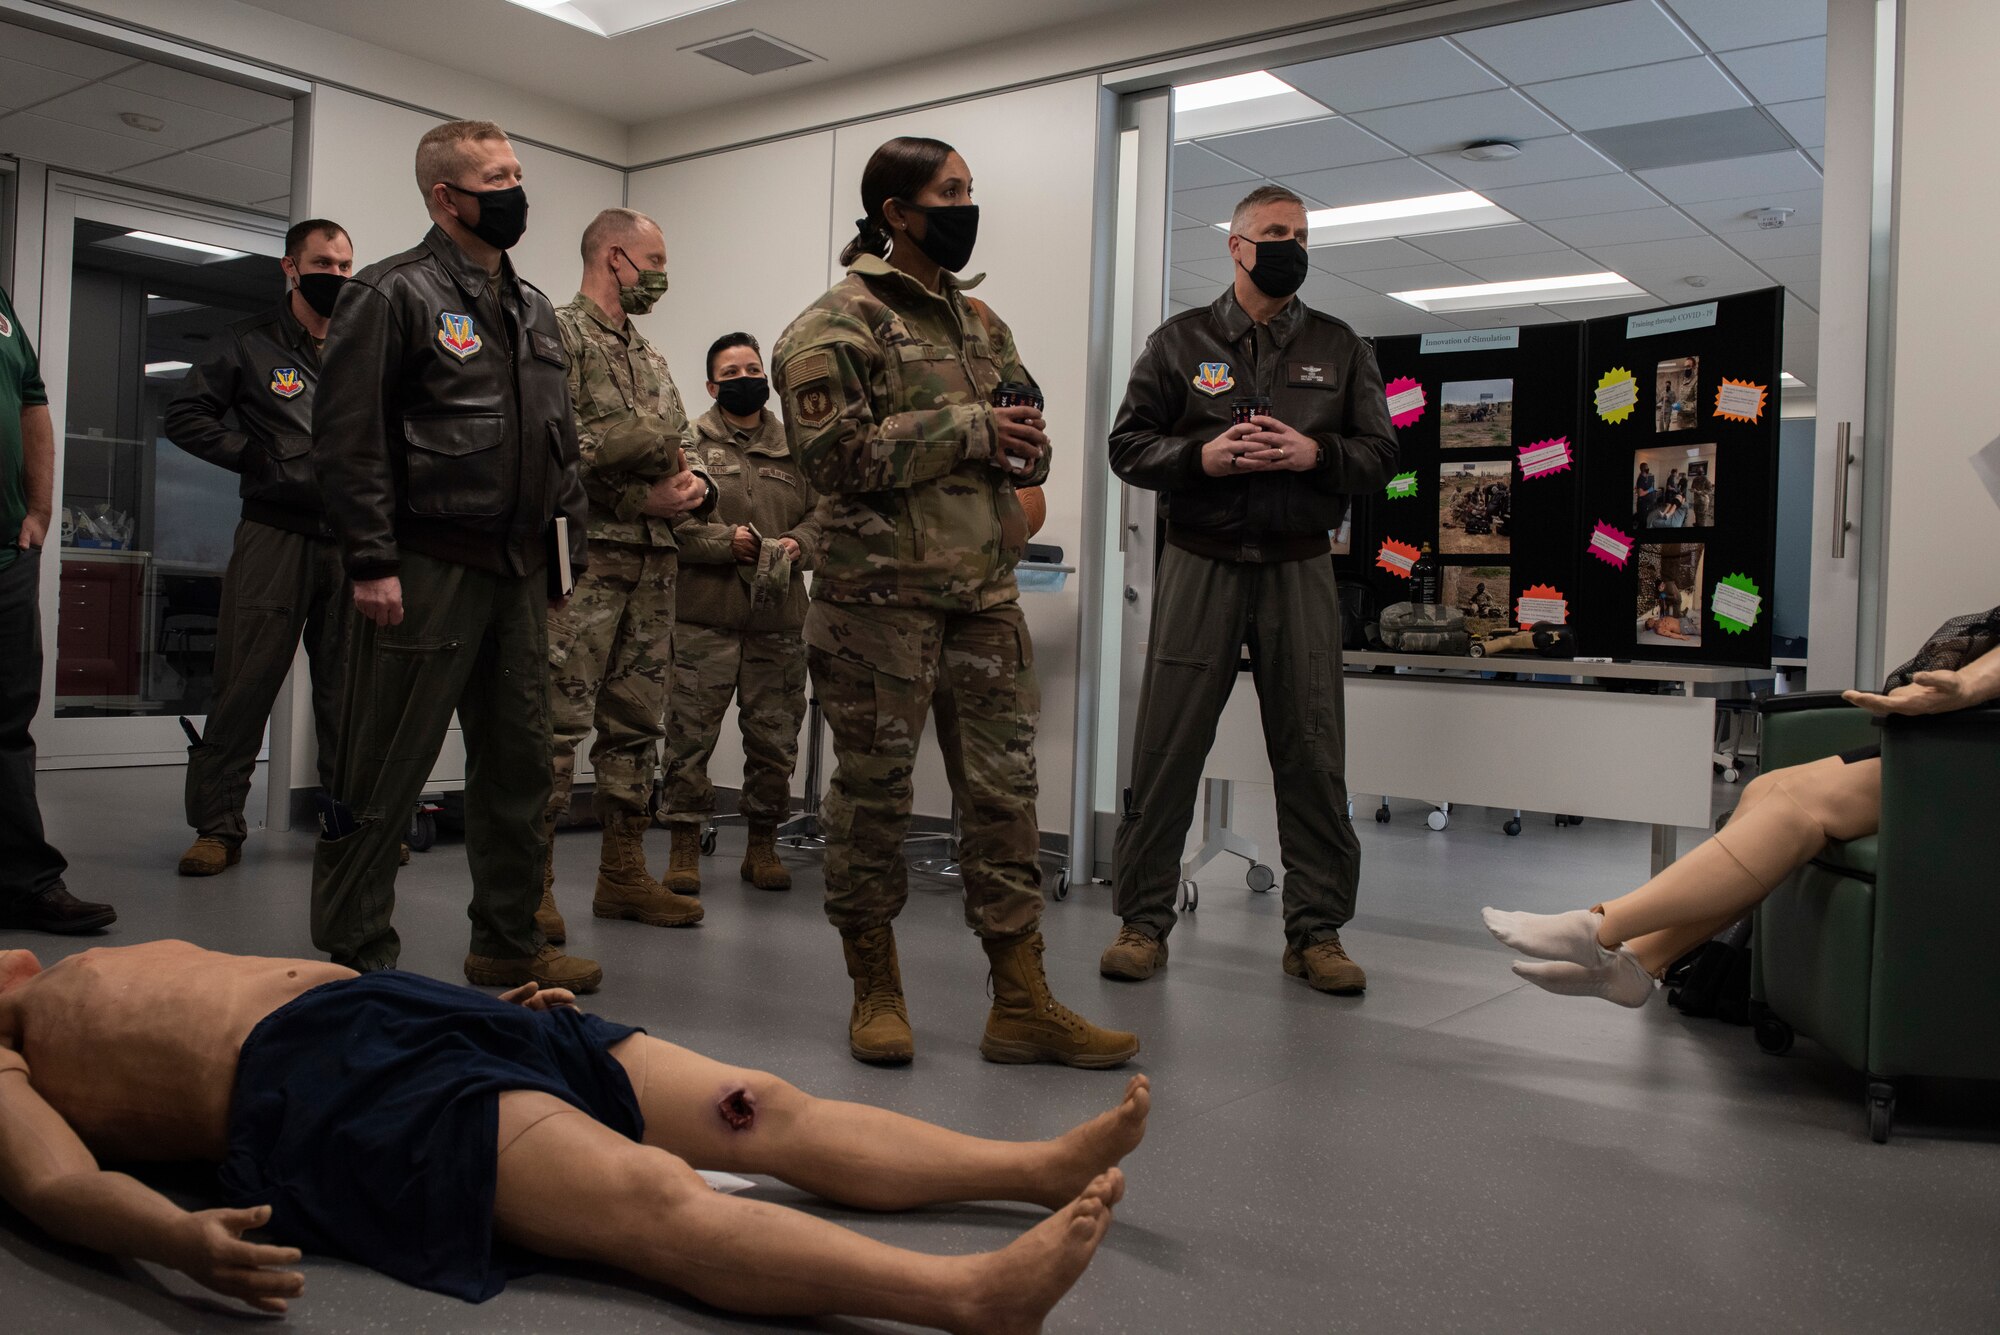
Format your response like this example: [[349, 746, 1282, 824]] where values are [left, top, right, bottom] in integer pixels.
[[1035, 1075, 1150, 1208], [956, 1169, 1123, 1335]]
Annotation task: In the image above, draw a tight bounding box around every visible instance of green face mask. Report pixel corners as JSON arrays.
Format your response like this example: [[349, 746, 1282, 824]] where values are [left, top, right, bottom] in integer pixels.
[[614, 247, 669, 315]]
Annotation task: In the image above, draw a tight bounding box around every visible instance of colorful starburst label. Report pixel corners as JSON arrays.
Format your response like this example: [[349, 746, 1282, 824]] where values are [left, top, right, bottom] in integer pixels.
[[1714, 378, 1767, 423], [1516, 583, 1569, 628], [1385, 470, 1419, 499], [1594, 367, 1638, 423], [1376, 538, 1421, 578], [1518, 436, 1573, 479], [1385, 376, 1427, 428], [1711, 573, 1762, 633], [1587, 521, 1633, 569]]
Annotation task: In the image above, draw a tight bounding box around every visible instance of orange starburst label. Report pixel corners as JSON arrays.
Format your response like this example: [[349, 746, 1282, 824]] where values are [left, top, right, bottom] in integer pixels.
[[1714, 377, 1767, 423], [1376, 538, 1421, 578], [1516, 583, 1568, 628]]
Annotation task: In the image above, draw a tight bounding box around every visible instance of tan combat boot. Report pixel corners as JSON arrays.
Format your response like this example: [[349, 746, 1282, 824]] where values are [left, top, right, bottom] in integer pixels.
[[664, 821, 703, 895], [740, 824, 792, 891], [592, 813, 704, 927], [1284, 932, 1368, 994], [981, 932, 1140, 1069], [1098, 924, 1167, 980], [841, 924, 914, 1065], [177, 836, 240, 877], [535, 813, 566, 945], [464, 943, 603, 994]]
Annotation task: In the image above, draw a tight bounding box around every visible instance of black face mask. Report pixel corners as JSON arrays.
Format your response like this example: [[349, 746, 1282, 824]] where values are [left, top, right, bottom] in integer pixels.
[[899, 201, 980, 273], [294, 272, 346, 318], [715, 376, 770, 417], [1234, 235, 1310, 298], [446, 182, 529, 250]]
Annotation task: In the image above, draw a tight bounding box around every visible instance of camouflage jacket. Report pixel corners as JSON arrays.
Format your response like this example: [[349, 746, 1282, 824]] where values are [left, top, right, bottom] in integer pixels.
[[673, 405, 824, 633], [555, 293, 710, 548], [772, 254, 1048, 611]]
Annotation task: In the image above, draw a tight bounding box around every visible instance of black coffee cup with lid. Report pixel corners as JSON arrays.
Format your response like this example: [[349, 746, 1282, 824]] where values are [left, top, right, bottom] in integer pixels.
[[1231, 394, 1274, 426]]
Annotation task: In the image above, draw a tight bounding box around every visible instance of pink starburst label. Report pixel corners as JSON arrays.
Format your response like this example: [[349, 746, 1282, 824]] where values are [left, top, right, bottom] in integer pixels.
[[1384, 376, 1426, 428], [1518, 436, 1572, 479], [1587, 521, 1633, 569]]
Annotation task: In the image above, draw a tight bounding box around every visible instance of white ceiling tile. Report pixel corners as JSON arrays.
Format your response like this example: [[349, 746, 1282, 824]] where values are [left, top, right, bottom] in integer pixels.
[[1168, 299, 1199, 315], [1724, 221, 1820, 260], [1275, 37, 1502, 113], [1526, 57, 1750, 131], [1170, 232, 1229, 273], [0, 55, 90, 112], [1409, 222, 1569, 261], [1784, 291, 1819, 329], [1637, 150, 1821, 203], [1482, 173, 1666, 220], [1455, 1, 1699, 84], [1620, 254, 1773, 299], [1172, 180, 1277, 228], [1756, 253, 1820, 304], [1171, 211, 1215, 232], [1174, 254, 1239, 284], [1200, 117, 1402, 177], [1665, 0, 1825, 51], [1308, 237, 1438, 274], [1577, 233, 1746, 274], [0, 20, 137, 77], [1351, 306, 1462, 337], [253, 195, 291, 213], [1454, 251, 1609, 283], [1277, 157, 1460, 209], [33, 84, 260, 153], [1550, 295, 1665, 321], [103, 62, 294, 127], [1351, 89, 1567, 158], [116, 151, 289, 207], [0, 111, 161, 173], [1174, 91, 1333, 142], [1539, 207, 1705, 248], [1718, 38, 1826, 105], [1680, 188, 1822, 232], [1766, 97, 1825, 149], [1173, 142, 1260, 192], [1440, 304, 1569, 327], [1299, 272, 1377, 309], [199, 125, 292, 176], [1420, 135, 1621, 190], [1347, 262, 1481, 296], [1807, 145, 1822, 168]]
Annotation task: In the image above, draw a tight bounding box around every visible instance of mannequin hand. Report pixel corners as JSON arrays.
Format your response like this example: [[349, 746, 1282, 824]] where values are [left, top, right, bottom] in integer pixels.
[[169, 1205, 306, 1314], [731, 526, 759, 562], [499, 981, 578, 1011], [1200, 422, 1275, 477], [1843, 670, 1969, 716], [993, 405, 1047, 472], [353, 576, 403, 627], [1238, 415, 1318, 471]]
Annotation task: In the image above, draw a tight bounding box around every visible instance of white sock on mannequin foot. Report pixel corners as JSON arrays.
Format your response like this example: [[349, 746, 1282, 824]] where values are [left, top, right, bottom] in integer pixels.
[[1480, 907, 1618, 968], [1511, 955, 1655, 1008]]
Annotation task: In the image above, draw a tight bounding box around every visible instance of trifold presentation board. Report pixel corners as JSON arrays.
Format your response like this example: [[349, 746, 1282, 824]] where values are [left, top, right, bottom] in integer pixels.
[[1344, 288, 1783, 669]]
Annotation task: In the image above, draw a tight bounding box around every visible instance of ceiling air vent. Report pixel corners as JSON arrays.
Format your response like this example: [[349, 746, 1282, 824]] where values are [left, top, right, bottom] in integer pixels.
[[684, 30, 819, 75]]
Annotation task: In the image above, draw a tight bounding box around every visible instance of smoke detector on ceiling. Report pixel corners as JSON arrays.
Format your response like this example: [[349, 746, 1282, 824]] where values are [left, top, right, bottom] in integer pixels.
[[1459, 139, 1521, 162], [119, 111, 165, 132], [1752, 207, 1796, 230], [1683, 274, 1710, 288], [683, 29, 820, 75]]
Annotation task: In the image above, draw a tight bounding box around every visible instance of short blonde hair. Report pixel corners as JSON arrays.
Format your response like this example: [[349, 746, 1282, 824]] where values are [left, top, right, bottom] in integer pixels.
[[415, 119, 510, 197]]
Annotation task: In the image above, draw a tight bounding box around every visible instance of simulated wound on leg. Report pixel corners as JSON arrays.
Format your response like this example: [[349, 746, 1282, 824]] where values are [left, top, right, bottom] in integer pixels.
[[717, 1087, 757, 1131]]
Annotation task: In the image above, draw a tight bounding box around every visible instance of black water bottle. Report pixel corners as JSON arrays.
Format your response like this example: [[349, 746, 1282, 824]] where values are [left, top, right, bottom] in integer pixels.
[[993, 382, 1045, 472], [1230, 394, 1274, 427], [1411, 542, 1441, 607]]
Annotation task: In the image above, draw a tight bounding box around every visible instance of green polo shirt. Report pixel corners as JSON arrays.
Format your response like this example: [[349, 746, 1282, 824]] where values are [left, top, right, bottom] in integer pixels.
[[0, 285, 48, 572]]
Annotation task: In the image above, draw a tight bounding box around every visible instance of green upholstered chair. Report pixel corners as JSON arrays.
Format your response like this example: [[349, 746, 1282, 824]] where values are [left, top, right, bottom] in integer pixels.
[[1750, 692, 2000, 1142]]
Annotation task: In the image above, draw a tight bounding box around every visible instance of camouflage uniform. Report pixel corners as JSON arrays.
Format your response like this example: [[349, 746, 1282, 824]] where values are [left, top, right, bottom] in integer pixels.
[[659, 405, 823, 826], [772, 254, 1050, 938], [548, 293, 711, 823]]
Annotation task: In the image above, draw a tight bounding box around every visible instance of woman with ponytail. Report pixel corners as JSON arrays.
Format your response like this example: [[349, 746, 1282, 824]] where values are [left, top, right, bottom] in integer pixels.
[[772, 137, 1138, 1071]]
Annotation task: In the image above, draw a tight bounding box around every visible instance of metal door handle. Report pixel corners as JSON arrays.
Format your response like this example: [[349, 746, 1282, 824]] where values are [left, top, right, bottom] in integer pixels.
[[1831, 421, 1855, 558]]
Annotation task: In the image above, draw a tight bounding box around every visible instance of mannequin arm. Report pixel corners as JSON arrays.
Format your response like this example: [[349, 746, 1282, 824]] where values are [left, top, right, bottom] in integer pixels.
[[1843, 643, 2000, 716]]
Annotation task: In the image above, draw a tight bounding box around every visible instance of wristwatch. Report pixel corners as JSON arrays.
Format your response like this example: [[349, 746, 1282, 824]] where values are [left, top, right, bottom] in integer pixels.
[[1313, 442, 1326, 469]]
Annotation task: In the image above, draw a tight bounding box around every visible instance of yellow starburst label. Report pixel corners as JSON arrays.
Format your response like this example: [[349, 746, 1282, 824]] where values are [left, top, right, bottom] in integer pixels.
[[1595, 367, 1638, 424]]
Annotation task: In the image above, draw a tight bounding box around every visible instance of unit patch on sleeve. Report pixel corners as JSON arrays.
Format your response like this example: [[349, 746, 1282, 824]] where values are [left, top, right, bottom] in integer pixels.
[[0, 310, 12, 338], [437, 311, 482, 362], [269, 367, 304, 398], [1287, 361, 1334, 388], [785, 350, 839, 430], [1191, 361, 1235, 396]]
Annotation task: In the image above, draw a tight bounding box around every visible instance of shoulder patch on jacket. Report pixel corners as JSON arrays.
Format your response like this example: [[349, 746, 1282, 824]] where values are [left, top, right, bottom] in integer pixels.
[[784, 350, 838, 430]]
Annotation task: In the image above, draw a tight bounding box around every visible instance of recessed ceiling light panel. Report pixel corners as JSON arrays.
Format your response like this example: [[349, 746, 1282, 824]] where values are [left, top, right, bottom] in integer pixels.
[[1389, 271, 1643, 313], [1213, 191, 1519, 246], [502, 0, 741, 38], [1174, 71, 1297, 112]]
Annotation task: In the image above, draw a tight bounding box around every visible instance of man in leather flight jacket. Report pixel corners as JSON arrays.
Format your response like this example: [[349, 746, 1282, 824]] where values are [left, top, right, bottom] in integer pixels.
[[1101, 184, 1397, 997], [165, 219, 353, 881], [309, 119, 599, 992]]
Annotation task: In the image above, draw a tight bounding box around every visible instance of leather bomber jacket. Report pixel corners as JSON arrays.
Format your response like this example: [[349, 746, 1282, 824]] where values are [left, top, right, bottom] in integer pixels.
[[164, 299, 329, 537], [312, 226, 588, 582], [1109, 286, 1398, 548]]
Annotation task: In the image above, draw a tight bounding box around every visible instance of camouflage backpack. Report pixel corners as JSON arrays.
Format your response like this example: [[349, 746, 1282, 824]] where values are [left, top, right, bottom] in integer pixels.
[[1375, 601, 1471, 655]]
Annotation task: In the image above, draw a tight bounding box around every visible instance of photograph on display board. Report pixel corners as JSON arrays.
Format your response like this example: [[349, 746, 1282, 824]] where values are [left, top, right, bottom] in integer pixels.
[[1440, 378, 1514, 450], [1442, 563, 1510, 639], [1634, 442, 1717, 527], [1438, 459, 1512, 554], [1655, 356, 1700, 432], [1330, 502, 1353, 556], [1636, 542, 1705, 649]]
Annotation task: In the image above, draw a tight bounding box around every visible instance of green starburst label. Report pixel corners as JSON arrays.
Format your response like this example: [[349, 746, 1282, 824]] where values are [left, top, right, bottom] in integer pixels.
[[1385, 471, 1418, 499], [1711, 572, 1762, 634]]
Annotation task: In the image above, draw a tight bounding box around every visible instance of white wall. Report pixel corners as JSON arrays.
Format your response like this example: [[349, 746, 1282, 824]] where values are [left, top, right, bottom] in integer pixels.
[[1880, 0, 2000, 662]]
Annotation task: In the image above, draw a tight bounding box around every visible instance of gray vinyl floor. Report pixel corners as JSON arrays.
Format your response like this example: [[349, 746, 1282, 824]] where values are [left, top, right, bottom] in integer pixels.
[[4, 764, 1998, 1334]]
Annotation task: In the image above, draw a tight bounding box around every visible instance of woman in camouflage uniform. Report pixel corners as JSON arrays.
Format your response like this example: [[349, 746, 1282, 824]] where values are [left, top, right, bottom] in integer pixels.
[[772, 137, 1136, 1069]]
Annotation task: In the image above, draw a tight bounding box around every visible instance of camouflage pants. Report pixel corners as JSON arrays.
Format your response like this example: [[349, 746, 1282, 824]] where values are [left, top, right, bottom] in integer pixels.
[[547, 541, 676, 822], [659, 623, 808, 827], [805, 599, 1043, 940]]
